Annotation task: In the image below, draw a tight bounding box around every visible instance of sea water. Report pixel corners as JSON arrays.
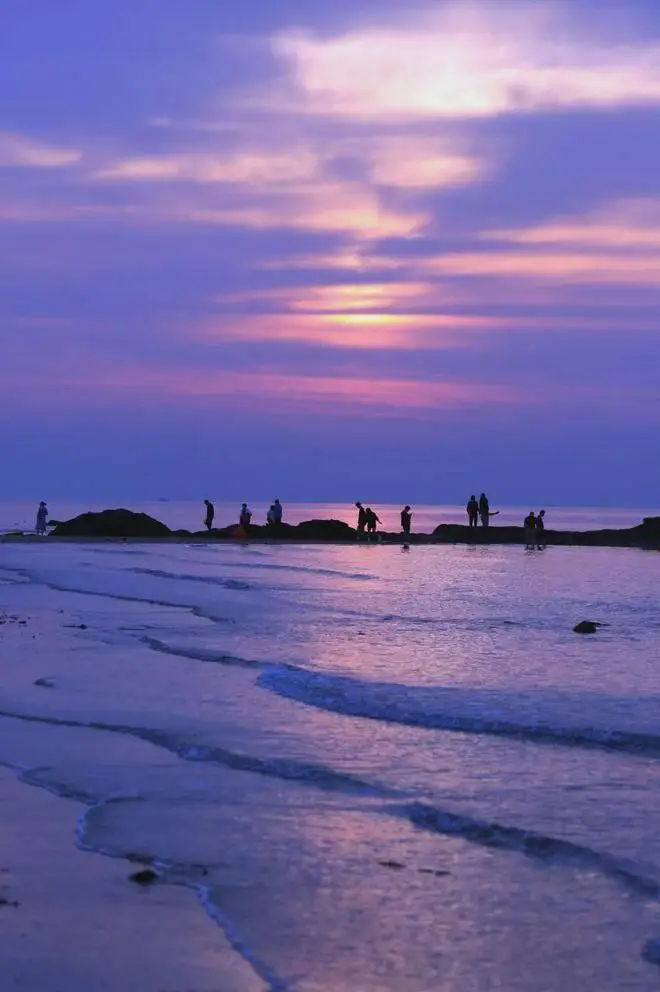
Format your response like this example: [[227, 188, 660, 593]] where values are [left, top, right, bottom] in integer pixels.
[[1, 538, 660, 990]]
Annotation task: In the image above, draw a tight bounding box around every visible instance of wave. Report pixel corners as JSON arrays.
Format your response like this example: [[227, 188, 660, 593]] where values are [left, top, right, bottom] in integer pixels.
[[12, 567, 237, 624], [258, 668, 660, 758], [128, 567, 254, 591], [399, 801, 660, 898], [0, 706, 392, 796], [207, 559, 375, 582], [141, 635, 268, 669]]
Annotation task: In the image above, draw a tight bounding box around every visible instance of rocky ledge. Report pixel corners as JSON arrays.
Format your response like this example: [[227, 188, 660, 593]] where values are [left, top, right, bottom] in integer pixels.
[[41, 508, 660, 548]]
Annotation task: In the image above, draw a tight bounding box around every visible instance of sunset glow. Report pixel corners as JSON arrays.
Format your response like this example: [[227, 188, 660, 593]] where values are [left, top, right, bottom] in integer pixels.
[[2, 0, 659, 501]]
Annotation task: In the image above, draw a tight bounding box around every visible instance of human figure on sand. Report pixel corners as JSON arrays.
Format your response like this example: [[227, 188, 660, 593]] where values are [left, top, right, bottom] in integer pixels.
[[466, 495, 479, 528], [524, 511, 537, 549], [35, 501, 48, 536], [400, 505, 412, 536], [203, 499, 214, 532]]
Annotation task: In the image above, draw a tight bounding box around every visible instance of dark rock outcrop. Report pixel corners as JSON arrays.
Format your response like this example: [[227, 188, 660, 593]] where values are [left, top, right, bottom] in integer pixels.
[[295, 519, 355, 541], [573, 621, 600, 634], [129, 868, 159, 885], [51, 509, 171, 539], [432, 524, 523, 544], [640, 517, 660, 542]]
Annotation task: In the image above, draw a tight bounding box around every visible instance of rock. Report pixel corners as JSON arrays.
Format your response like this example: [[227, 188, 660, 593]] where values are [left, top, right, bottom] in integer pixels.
[[129, 868, 159, 885], [641, 517, 660, 542], [573, 621, 600, 634], [296, 519, 355, 541], [51, 509, 171, 539]]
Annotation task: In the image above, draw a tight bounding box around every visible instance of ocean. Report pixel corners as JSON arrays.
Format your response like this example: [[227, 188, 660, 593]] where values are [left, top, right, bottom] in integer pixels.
[[1, 528, 660, 988]]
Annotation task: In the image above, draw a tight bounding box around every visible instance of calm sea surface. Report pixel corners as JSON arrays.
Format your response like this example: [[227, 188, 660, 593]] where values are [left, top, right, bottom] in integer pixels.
[[0, 531, 660, 988]]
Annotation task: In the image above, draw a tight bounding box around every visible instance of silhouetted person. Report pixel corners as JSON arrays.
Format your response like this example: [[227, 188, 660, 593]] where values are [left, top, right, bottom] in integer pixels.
[[479, 493, 490, 528], [366, 507, 381, 536], [203, 499, 214, 531], [239, 503, 252, 531], [355, 502, 368, 538], [272, 498, 283, 526], [266, 504, 276, 526], [536, 509, 546, 549], [467, 495, 479, 528], [401, 505, 412, 536], [35, 501, 48, 536], [524, 511, 537, 549]]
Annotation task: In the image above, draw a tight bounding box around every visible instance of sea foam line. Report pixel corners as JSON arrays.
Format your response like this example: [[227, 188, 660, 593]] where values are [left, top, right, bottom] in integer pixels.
[[258, 667, 660, 759]]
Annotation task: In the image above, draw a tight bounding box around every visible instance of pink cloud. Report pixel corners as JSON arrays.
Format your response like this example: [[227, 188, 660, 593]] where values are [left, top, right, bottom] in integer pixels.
[[266, 5, 660, 121]]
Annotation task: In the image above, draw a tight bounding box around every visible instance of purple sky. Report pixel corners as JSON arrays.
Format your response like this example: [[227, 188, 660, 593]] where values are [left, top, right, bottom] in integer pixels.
[[2, 0, 660, 505]]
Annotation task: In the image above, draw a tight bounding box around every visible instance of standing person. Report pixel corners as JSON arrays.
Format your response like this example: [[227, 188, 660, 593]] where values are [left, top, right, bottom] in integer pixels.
[[239, 503, 252, 530], [536, 509, 546, 549], [478, 493, 490, 528], [524, 511, 537, 549], [272, 499, 283, 527], [355, 502, 368, 539], [266, 505, 276, 526], [365, 507, 381, 537], [400, 505, 412, 536], [203, 499, 215, 532], [466, 495, 479, 528], [35, 501, 48, 535]]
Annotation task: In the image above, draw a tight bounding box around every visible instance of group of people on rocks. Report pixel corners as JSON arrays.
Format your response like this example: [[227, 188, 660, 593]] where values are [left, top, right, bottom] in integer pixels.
[[465, 493, 499, 528], [210, 498, 549, 544], [204, 499, 284, 532]]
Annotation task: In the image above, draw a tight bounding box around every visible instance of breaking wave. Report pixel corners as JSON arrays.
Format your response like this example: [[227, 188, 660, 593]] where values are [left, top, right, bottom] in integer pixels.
[[258, 667, 660, 758], [0, 706, 392, 796]]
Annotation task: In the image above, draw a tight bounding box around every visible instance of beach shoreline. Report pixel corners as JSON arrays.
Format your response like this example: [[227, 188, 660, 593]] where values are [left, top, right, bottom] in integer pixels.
[[0, 765, 264, 992]]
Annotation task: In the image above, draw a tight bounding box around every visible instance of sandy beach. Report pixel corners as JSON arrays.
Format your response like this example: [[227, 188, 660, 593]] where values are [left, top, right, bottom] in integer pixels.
[[0, 590, 265, 992], [2, 537, 660, 989], [0, 768, 264, 992]]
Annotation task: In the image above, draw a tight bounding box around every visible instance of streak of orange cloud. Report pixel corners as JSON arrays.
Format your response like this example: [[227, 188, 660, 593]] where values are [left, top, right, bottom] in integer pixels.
[[46, 366, 524, 413], [420, 251, 660, 286], [483, 198, 660, 250]]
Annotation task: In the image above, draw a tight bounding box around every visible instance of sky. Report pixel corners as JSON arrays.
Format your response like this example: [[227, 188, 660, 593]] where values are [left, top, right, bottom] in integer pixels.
[[1, 0, 660, 505]]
